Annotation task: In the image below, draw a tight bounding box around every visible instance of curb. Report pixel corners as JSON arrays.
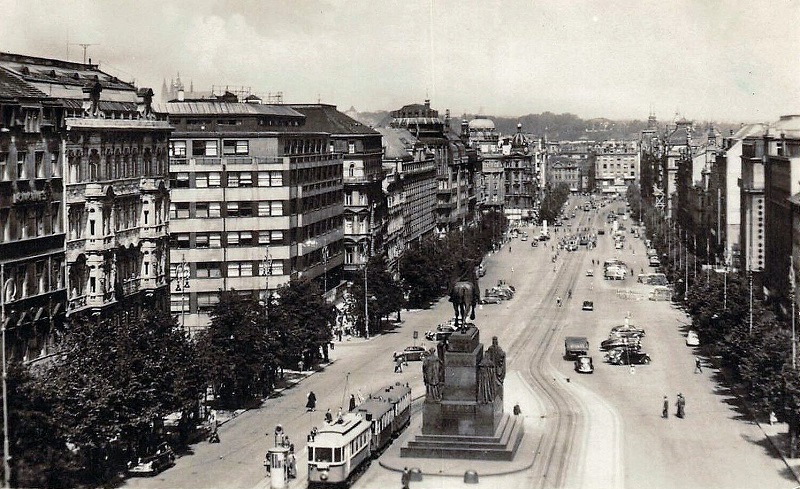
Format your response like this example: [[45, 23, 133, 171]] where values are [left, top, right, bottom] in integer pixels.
[[216, 360, 335, 427]]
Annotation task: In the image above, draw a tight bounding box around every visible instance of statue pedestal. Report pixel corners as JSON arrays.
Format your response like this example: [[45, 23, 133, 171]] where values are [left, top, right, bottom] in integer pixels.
[[403, 326, 522, 460]]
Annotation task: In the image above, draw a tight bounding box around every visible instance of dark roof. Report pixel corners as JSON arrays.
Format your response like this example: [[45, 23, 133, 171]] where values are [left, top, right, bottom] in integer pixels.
[[0, 52, 134, 91], [376, 127, 416, 160], [0, 67, 47, 99], [289, 104, 379, 135]]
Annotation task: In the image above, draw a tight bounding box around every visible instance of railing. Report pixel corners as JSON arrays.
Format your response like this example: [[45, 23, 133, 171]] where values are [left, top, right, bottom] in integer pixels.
[[68, 294, 87, 311], [122, 278, 139, 296]]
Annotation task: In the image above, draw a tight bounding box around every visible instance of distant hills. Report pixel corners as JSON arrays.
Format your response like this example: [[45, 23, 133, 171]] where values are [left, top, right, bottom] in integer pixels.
[[346, 107, 742, 141]]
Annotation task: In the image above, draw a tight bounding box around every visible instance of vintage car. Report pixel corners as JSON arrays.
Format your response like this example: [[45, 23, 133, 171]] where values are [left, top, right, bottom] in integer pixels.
[[582, 300, 594, 311], [574, 355, 594, 373], [127, 442, 176, 477], [610, 324, 646, 336], [480, 294, 503, 304], [686, 330, 700, 347], [586, 269, 594, 277], [395, 346, 427, 362], [607, 349, 651, 365]]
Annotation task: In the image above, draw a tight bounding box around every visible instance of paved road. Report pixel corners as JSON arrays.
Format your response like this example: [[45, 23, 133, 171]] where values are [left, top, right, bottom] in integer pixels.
[[125, 197, 797, 489]]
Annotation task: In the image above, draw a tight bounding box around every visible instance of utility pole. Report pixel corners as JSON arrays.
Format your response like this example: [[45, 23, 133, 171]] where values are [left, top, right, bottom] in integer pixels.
[[70, 43, 98, 64]]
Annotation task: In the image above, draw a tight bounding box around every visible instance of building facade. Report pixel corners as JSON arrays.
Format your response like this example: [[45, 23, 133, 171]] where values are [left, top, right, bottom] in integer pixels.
[[594, 140, 640, 195], [0, 52, 171, 362], [163, 97, 343, 332]]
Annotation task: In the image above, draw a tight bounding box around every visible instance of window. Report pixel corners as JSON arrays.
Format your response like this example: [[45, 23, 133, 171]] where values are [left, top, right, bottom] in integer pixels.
[[0, 153, 7, 180], [258, 172, 270, 187], [209, 233, 221, 248], [240, 172, 252, 187], [17, 152, 26, 179], [174, 233, 190, 248], [174, 172, 190, 188], [240, 202, 253, 217], [209, 202, 221, 217], [35, 152, 44, 178], [226, 202, 239, 217], [192, 140, 218, 157], [176, 203, 190, 219], [223, 140, 249, 156], [197, 292, 219, 311], [195, 234, 209, 248], [195, 203, 209, 218], [195, 172, 209, 188], [240, 231, 253, 246], [227, 232, 239, 246], [170, 141, 187, 158], [227, 262, 241, 277], [209, 172, 221, 187], [169, 203, 177, 219], [227, 172, 239, 187], [196, 262, 221, 278], [270, 171, 282, 186], [258, 202, 271, 217]]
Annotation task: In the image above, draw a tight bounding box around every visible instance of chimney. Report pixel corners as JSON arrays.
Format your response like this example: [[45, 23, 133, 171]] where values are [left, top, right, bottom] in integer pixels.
[[177, 88, 185, 102], [424, 99, 430, 109]]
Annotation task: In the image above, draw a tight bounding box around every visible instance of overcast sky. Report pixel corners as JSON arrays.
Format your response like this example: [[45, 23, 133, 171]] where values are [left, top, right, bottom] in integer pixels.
[[1, 0, 798, 123]]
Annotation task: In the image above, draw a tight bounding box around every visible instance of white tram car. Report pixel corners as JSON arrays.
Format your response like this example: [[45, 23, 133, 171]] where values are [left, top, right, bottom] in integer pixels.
[[307, 382, 411, 487]]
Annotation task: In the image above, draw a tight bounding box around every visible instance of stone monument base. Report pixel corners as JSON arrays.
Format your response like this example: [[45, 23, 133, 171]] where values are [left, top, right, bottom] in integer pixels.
[[401, 411, 524, 461]]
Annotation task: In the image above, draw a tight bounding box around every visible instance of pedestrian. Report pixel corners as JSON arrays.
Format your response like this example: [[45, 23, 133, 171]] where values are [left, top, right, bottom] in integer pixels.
[[287, 451, 296, 479], [511, 266, 514, 273], [394, 354, 404, 373], [694, 357, 703, 374], [662, 395, 669, 418], [208, 409, 220, 443], [306, 390, 317, 411], [401, 467, 410, 489], [676, 393, 685, 418], [356, 389, 365, 405], [509, 246, 512, 253], [349, 394, 356, 412], [324, 408, 333, 424], [336, 407, 344, 424]]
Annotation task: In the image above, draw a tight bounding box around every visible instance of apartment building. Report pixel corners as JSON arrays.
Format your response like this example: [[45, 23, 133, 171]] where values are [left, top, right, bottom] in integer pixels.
[[288, 104, 382, 277], [594, 140, 640, 195], [377, 127, 436, 276], [0, 52, 171, 361], [163, 96, 343, 332]]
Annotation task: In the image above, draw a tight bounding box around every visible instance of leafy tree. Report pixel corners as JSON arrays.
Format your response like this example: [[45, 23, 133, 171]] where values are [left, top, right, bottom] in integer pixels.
[[271, 278, 335, 368], [402, 240, 443, 308], [347, 254, 404, 333], [4, 361, 79, 488], [40, 311, 203, 484], [539, 182, 571, 225], [196, 291, 273, 407]]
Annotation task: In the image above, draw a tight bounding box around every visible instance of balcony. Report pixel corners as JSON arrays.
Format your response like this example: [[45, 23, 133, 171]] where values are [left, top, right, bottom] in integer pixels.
[[122, 278, 139, 296]]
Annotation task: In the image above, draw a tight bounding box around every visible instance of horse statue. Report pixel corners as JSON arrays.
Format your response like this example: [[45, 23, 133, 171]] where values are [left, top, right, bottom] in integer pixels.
[[449, 281, 476, 330]]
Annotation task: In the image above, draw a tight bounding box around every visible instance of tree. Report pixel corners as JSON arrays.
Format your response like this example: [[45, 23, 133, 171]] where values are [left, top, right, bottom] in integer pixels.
[[196, 291, 273, 408], [539, 182, 571, 224], [347, 255, 404, 334], [3, 361, 79, 488], [39, 311, 204, 484], [271, 278, 335, 367]]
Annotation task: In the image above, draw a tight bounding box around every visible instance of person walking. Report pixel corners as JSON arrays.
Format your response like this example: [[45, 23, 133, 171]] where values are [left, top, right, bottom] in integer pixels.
[[676, 393, 685, 418], [306, 391, 317, 411], [662, 395, 669, 418], [208, 409, 220, 443], [349, 394, 356, 412], [401, 467, 410, 489], [324, 408, 333, 424], [694, 357, 703, 374]]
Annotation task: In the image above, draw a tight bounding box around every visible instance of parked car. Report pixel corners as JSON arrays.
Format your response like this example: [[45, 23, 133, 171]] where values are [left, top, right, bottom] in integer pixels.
[[127, 442, 176, 477], [598, 229, 606, 235], [395, 345, 427, 362], [686, 330, 700, 346], [582, 300, 594, 311], [520, 235, 528, 241], [424, 323, 458, 342], [574, 355, 594, 373], [586, 269, 594, 277], [607, 349, 651, 365], [480, 294, 502, 304]]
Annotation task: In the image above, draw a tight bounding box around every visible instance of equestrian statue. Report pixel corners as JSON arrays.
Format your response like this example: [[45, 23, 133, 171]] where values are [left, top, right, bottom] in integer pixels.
[[448, 258, 480, 330]]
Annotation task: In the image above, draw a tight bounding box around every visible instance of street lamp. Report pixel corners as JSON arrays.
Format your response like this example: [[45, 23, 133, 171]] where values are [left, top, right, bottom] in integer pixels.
[[261, 246, 272, 308], [362, 240, 370, 340], [1, 265, 16, 489], [174, 255, 190, 333], [322, 245, 329, 301]]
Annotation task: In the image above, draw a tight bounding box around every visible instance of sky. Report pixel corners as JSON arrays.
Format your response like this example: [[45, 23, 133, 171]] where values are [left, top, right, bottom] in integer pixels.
[[1, 0, 799, 123]]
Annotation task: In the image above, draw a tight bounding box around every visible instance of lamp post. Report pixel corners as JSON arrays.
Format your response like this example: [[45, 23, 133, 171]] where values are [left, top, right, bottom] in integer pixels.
[[322, 245, 328, 301], [261, 245, 272, 308], [174, 255, 190, 333], [363, 241, 369, 340], [1, 265, 15, 489]]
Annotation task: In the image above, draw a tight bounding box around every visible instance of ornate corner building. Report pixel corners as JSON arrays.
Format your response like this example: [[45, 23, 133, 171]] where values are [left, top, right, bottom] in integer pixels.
[[0, 52, 172, 363]]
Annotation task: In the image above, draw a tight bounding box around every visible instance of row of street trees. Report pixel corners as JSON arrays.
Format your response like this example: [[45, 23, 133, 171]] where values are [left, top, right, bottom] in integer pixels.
[[1, 209, 512, 488], [630, 184, 800, 457]]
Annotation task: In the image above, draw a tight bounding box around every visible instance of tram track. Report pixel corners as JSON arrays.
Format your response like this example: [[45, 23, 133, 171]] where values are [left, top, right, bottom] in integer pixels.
[[507, 210, 595, 489]]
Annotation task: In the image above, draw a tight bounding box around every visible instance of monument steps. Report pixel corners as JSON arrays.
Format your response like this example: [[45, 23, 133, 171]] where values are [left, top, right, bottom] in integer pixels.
[[401, 413, 524, 461]]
